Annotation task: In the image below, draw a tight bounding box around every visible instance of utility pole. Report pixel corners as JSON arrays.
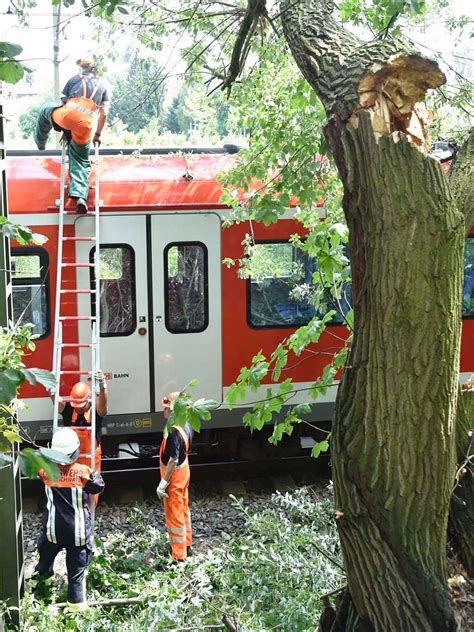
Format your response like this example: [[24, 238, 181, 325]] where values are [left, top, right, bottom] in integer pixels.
[[0, 92, 24, 631], [53, 3, 61, 148]]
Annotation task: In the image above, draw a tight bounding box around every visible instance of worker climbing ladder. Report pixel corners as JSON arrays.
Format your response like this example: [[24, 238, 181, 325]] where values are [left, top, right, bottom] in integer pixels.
[[52, 143, 101, 518]]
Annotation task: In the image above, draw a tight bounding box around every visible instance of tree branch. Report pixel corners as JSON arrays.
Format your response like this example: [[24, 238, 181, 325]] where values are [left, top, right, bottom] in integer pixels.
[[222, 0, 268, 94]]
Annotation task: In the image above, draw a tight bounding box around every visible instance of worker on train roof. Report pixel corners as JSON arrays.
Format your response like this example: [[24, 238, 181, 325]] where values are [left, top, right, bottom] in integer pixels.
[[157, 392, 194, 561], [31, 427, 105, 612], [33, 57, 110, 213]]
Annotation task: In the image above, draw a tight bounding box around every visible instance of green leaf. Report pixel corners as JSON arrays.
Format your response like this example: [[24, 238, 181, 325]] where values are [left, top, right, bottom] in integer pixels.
[[21, 368, 56, 390], [19, 448, 60, 480], [293, 403, 311, 416], [186, 408, 202, 432], [248, 361, 269, 390], [344, 308, 354, 330], [0, 453, 13, 465], [185, 378, 200, 389], [225, 381, 247, 409], [0, 41, 23, 58], [191, 398, 219, 422], [171, 397, 188, 427], [0, 369, 25, 405], [271, 344, 288, 381], [4, 429, 21, 443], [311, 439, 330, 459], [0, 60, 24, 84]]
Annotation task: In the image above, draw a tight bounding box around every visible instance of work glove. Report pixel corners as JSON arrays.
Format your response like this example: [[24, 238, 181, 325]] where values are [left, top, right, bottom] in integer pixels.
[[94, 369, 106, 389], [156, 479, 169, 499], [93, 133, 101, 146]]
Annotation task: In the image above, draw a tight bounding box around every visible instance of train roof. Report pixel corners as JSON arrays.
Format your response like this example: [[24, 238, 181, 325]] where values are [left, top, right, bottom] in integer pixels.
[[6, 147, 242, 214]]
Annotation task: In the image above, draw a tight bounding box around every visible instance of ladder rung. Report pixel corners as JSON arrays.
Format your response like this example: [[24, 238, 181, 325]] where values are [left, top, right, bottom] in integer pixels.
[[59, 316, 96, 321], [61, 396, 93, 403], [61, 343, 94, 348], [62, 236, 96, 241], [60, 289, 96, 294], [62, 262, 94, 267], [60, 370, 92, 375], [64, 210, 96, 215]]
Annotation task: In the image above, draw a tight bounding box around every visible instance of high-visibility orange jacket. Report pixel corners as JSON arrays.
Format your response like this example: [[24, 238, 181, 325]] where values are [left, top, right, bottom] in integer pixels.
[[62, 403, 103, 472], [39, 463, 104, 546]]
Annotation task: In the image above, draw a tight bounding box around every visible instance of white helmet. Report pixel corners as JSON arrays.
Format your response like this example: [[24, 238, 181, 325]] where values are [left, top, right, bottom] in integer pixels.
[[50, 428, 80, 465]]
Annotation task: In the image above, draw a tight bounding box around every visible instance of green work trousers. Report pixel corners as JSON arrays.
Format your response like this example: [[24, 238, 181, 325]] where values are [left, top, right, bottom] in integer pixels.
[[34, 103, 92, 200]]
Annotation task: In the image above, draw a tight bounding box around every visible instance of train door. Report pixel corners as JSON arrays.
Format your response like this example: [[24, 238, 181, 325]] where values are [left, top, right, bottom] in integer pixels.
[[150, 213, 222, 406], [75, 215, 150, 415], [75, 212, 222, 417]]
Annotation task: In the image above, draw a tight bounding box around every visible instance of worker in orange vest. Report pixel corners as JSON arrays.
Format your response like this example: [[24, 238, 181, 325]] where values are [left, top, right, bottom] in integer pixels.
[[33, 58, 110, 213], [156, 392, 194, 560], [56, 370, 107, 473], [31, 427, 104, 612]]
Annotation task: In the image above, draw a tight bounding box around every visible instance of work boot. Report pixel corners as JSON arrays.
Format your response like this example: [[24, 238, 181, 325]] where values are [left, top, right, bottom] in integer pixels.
[[186, 546, 193, 557], [29, 572, 54, 588], [76, 198, 88, 213]]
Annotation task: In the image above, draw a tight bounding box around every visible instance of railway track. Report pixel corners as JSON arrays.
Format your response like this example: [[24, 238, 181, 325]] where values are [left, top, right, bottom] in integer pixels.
[[22, 453, 330, 507]]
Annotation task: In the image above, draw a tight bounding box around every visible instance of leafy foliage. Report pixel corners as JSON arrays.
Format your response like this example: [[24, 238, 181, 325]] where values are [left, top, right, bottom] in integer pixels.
[[167, 380, 219, 432], [0, 219, 56, 479], [21, 488, 342, 631], [0, 323, 58, 480], [18, 104, 43, 140], [167, 83, 231, 138], [339, 0, 426, 35], [0, 41, 30, 85], [0, 217, 47, 246], [108, 56, 166, 133]]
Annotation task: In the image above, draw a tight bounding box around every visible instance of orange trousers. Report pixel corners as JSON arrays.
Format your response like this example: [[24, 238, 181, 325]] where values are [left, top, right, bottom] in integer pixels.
[[160, 463, 192, 560], [51, 97, 95, 145]]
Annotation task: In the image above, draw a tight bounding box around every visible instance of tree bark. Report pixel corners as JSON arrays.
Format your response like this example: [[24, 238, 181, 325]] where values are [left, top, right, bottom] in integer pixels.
[[449, 129, 474, 230], [281, 1, 465, 629], [449, 386, 474, 576]]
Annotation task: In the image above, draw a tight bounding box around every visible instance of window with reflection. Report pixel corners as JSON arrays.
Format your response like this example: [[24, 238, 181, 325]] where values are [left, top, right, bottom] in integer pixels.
[[11, 248, 49, 338], [91, 245, 136, 336], [247, 241, 351, 328], [165, 243, 208, 333]]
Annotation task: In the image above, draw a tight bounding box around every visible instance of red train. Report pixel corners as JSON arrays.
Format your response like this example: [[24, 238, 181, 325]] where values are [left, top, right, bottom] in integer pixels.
[[7, 148, 474, 463]]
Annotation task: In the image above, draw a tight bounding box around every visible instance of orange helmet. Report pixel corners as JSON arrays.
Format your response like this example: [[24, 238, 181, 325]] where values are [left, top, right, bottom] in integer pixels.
[[70, 382, 91, 409], [161, 392, 180, 410]]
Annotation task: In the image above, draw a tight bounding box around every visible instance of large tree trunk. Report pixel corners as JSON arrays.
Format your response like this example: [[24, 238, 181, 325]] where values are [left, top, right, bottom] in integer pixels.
[[281, 1, 465, 629]]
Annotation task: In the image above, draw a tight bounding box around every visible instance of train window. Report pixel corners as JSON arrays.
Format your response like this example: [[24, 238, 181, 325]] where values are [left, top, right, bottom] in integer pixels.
[[247, 241, 351, 328], [164, 242, 208, 333], [90, 245, 136, 337], [463, 236, 474, 318], [11, 247, 50, 338]]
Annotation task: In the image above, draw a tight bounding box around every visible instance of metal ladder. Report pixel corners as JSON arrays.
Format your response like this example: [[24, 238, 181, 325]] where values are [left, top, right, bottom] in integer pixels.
[[52, 144, 101, 489]]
